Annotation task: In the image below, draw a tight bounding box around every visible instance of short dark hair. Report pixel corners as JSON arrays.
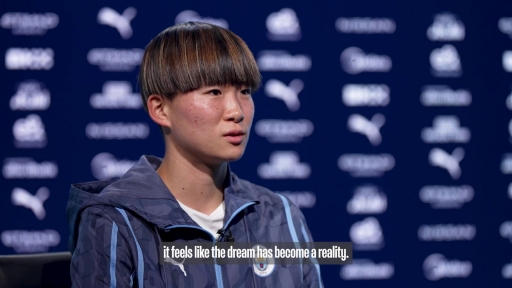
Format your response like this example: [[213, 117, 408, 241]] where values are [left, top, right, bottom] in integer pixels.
[[138, 21, 262, 112]]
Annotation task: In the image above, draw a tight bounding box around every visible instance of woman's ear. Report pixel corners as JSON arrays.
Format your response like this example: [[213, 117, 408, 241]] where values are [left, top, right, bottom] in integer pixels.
[[147, 94, 172, 129]]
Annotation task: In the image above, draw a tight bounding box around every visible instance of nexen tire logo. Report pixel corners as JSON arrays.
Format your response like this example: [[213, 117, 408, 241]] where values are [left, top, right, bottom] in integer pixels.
[[338, 154, 395, 177], [5, 48, 54, 70], [340, 47, 391, 74], [91, 153, 136, 180], [423, 254, 472, 281]]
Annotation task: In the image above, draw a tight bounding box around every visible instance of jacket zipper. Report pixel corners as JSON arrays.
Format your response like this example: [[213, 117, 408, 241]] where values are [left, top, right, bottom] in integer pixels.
[[164, 201, 257, 288]]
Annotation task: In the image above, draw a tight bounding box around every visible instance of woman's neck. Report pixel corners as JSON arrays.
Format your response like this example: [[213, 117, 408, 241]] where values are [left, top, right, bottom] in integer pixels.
[[156, 145, 226, 215]]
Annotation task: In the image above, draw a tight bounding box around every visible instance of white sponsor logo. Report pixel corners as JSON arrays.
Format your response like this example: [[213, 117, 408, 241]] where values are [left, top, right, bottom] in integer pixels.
[[90, 81, 142, 109], [504, 51, 512, 72], [258, 151, 311, 179], [13, 114, 47, 148], [97, 7, 136, 39], [427, 13, 465, 41], [347, 185, 387, 215], [91, 153, 136, 180], [2, 158, 58, 179], [1, 230, 60, 253], [429, 147, 464, 179], [418, 224, 476, 241], [335, 17, 396, 34], [338, 154, 395, 177], [265, 79, 303, 111], [86, 122, 149, 139], [266, 8, 301, 41], [430, 45, 462, 77], [11, 187, 49, 220], [0, 12, 59, 35], [500, 221, 512, 243], [276, 191, 316, 208], [342, 84, 390, 107], [350, 217, 384, 250], [255, 119, 313, 143], [421, 85, 471, 106], [499, 17, 512, 38], [420, 185, 474, 209], [421, 116, 470, 143], [341, 47, 392, 74], [347, 114, 385, 146], [340, 259, 394, 280], [257, 50, 311, 71], [423, 254, 472, 281], [500, 154, 512, 174], [10, 81, 50, 111], [5, 48, 54, 70], [507, 91, 512, 110], [175, 10, 228, 29], [87, 48, 143, 72], [503, 259, 512, 279]]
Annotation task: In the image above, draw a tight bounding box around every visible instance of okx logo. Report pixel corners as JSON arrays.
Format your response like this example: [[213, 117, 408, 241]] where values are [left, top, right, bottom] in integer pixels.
[[97, 7, 136, 39]]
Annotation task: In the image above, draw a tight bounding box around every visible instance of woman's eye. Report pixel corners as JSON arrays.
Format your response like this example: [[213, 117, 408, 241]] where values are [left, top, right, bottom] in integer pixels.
[[241, 89, 252, 95], [208, 89, 222, 96]]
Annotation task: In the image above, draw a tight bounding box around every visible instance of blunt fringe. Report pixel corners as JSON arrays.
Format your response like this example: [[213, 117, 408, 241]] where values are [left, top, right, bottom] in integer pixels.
[[138, 22, 262, 111]]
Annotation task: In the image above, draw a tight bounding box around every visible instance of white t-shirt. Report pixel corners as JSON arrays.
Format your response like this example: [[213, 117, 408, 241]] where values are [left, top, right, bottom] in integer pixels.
[[177, 200, 225, 240]]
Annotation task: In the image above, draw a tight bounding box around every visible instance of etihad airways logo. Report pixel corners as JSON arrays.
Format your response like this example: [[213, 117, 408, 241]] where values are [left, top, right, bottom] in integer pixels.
[[335, 17, 396, 34], [1, 12, 59, 35], [255, 119, 313, 143], [338, 154, 395, 177], [420, 185, 474, 209], [87, 48, 143, 72], [1, 230, 60, 253]]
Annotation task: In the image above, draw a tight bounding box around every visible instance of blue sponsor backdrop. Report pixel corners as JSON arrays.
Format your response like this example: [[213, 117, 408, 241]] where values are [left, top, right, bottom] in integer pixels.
[[1, 0, 512, 286]]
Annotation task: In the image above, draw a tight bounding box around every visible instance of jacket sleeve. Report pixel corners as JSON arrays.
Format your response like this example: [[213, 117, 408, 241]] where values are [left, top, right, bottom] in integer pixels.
[[70, 206, 135, 287], [284, 196, 324, 288]]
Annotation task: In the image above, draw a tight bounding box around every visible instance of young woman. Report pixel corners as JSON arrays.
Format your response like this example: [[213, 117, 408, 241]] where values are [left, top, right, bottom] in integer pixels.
[[67, 21, 323, 288]]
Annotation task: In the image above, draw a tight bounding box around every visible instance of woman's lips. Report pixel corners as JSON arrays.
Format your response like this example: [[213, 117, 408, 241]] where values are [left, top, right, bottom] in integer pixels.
[[223, 134, 245, 145]]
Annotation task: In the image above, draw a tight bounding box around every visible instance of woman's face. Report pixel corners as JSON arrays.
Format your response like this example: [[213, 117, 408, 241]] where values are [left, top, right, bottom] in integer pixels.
[[164, 85, 255, 166]]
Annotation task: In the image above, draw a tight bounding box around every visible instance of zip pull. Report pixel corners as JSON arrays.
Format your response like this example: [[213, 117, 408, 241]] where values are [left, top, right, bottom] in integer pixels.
[[217, 228, 235, 242]]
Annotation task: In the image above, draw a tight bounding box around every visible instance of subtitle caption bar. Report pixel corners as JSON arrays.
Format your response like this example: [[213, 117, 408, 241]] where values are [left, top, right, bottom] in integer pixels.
[[159, 242, 352, 265]]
